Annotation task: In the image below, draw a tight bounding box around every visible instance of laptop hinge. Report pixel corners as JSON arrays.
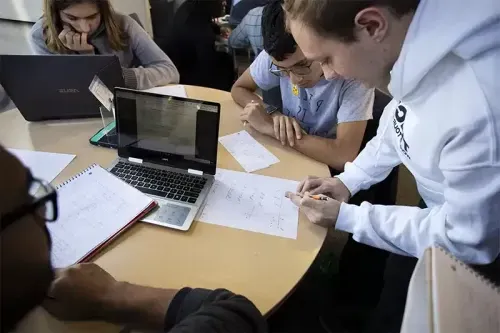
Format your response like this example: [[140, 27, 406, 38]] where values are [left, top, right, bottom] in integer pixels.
[[188, 169, 203, 176], [128, 157, 143, 164]]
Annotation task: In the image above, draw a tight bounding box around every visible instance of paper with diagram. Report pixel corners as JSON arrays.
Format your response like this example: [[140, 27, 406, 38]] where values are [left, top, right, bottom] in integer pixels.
[[219, 130, 280, 172], [198, 169, 299, 239]]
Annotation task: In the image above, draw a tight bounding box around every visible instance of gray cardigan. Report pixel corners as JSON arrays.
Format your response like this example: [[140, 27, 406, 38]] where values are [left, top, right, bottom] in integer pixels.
[[29, 14, 180, 90]]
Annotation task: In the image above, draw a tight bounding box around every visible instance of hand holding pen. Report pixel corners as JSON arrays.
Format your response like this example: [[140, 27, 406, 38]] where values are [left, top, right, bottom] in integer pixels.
[[285, 191, 340, 228]]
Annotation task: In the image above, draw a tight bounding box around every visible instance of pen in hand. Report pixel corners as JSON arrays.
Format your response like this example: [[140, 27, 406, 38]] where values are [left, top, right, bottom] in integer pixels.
[[291, 193, 330, 201], [309, 194, 329, 201]]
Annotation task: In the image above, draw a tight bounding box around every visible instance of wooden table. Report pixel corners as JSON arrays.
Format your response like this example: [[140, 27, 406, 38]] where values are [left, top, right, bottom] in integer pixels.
[[0, 85, 329, 328]]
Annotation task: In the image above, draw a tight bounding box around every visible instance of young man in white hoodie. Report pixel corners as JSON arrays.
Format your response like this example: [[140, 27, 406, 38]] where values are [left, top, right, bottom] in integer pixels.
[[283, 0, 500, 331]]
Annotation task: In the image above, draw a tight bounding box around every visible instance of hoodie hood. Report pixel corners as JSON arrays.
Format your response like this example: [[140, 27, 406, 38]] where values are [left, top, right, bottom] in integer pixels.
[[389, 0, 500, 99]]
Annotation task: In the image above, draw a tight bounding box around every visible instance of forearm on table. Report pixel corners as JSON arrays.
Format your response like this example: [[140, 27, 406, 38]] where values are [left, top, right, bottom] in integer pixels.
[[293, 135, 359, 171], [102, 282, 178, 330], [231, 86, 263, 108]]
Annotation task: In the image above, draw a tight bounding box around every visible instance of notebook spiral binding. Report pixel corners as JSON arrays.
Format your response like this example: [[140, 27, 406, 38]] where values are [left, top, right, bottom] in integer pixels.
[[438, 247, 500, 293], [56, 164, 98, 190]]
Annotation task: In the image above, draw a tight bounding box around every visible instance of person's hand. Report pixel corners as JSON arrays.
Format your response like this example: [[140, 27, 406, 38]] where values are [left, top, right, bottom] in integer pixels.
[[271, 114, 303, 147], [297, 176, 351, 203], [58, 26, 94, 53], [286, 192, 341, 228], [43, 263, 120, 321], [240, 101, 274, 136]]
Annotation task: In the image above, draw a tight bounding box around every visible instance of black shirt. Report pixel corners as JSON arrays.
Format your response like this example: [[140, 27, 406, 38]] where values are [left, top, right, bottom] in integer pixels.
[[165, 288, 267, 333]]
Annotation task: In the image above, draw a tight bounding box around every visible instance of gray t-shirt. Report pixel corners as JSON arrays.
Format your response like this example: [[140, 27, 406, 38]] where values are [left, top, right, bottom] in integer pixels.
[[250, 51, 374, 138]]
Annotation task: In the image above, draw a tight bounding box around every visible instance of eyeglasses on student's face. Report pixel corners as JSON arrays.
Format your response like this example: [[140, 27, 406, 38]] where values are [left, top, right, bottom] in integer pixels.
[[269, 60, 314, 77], [0, 171, 58, 232]]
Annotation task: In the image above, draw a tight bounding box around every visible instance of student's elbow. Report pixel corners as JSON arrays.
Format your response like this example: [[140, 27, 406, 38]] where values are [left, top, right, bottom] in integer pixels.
[[155, 64, 180, 86], [230, 83, 246, 106], [155, 58, 180, 85], [167, 64, 180, 84], [230, 83, 239, 100]]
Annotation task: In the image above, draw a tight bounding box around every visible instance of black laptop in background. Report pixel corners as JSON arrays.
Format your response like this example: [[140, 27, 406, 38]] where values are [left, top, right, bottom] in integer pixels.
[[0, 55, 124, 121]]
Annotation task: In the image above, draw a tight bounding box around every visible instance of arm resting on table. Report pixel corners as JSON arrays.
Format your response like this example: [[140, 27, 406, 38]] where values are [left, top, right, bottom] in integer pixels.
[[293, 120, 367, 171], [231, 69, 267, 108], [101, 284, 267, 333]]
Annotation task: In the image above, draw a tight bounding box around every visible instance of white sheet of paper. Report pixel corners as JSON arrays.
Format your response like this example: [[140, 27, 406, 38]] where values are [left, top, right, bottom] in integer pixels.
[[219, 130, 280, 172], [143, 85, 188, 98], [198, 169, 299, 239], [7, 149, 75, 184]]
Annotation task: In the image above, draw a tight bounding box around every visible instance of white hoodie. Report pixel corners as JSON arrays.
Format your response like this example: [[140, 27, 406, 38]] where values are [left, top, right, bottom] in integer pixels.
[[336, 0, 500, 264]]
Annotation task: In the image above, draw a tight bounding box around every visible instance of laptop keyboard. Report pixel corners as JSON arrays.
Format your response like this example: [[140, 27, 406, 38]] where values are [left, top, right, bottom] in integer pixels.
[[110, 162, 207, 204]]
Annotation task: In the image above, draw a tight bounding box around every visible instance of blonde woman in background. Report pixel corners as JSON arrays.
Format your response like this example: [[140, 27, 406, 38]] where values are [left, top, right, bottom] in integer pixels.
[[29, 0, 179, 90]]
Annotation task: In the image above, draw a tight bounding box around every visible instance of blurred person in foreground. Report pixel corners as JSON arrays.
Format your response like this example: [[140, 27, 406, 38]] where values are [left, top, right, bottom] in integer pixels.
[[0, 145, 266, 333]]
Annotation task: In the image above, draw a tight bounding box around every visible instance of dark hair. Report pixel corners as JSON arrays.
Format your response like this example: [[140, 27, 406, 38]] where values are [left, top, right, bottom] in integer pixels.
[[284, 0, 420, 43], [181, 0, 224, 20], [262, 0, 297, 61]]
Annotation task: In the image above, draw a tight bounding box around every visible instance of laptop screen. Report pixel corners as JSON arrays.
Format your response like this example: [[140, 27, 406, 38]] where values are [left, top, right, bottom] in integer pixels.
[[115, 89, 220, 174]]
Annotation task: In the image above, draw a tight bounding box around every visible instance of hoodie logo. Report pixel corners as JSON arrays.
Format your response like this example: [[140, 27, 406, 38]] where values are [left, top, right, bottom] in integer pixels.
[[393, 103, 411, 159]]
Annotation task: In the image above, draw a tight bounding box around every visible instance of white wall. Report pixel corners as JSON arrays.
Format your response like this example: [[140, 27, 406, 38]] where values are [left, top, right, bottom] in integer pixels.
[[0, 0, 153, 35]]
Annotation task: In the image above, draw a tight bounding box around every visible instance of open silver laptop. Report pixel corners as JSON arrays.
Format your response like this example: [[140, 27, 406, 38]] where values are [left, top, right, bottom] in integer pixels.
[[108, 88, 220, 231]]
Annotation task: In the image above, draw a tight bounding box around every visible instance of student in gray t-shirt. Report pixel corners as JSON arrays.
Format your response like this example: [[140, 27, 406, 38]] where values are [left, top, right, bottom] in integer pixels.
[[231, 0, 374, 171], [29, 0, 179, 90]]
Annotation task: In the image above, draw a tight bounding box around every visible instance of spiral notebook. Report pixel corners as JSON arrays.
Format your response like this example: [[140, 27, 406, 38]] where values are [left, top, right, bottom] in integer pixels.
[[401, 247, 500, 333], [48, 164, 156, 268]]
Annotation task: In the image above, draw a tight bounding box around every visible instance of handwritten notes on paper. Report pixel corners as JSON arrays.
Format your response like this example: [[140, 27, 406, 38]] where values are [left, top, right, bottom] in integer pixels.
[[198, 169, 299, 239], [48, 165, 153, 268], [219, 130, 280, 172]]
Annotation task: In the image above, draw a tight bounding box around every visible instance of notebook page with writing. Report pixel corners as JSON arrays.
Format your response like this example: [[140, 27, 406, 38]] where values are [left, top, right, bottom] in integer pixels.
[[432, 247, 500, 333], [48, 165, 155, 268]]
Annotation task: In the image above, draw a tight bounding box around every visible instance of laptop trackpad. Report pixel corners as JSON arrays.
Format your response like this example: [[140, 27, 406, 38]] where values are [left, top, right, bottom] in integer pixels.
[[152, 203, 191, 227]]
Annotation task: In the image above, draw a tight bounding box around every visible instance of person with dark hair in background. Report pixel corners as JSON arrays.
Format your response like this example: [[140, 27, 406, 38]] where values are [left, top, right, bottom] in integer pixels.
[[284, 0, 500, 332], [231, 0, 374, 172], [163, 0, 236, 91], [0, 145, 267, 333]]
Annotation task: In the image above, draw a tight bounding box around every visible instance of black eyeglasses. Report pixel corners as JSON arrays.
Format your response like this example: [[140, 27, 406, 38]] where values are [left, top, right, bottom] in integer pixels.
[[269, 60, 314, 77], [0, 172, 58, 232]]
